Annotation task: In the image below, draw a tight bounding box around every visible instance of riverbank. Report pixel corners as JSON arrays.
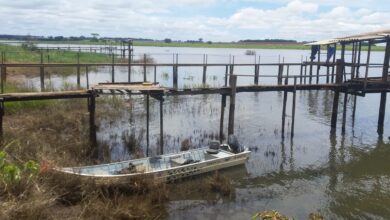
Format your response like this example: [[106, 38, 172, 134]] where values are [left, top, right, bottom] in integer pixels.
[[6, 39, 385, 51]]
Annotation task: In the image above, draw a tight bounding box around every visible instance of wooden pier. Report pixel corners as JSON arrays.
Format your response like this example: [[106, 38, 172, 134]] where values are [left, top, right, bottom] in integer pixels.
[[0, 30, 389, 155]]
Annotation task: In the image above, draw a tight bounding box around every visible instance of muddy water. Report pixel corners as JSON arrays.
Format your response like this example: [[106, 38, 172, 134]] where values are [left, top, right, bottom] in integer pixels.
[[13, 45, 390, 219]]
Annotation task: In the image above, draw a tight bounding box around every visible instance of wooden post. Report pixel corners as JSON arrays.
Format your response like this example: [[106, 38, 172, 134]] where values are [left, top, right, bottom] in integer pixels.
[[76, 52, 80, 88], [341, 92, 348, 134], [352, 95, 357, 127], [0, 99, 3, 137], [316, 45, 321, 84], [254, 56, 260, 85], [86, 66, 89, 89], [364, 41, 372, 91], [143, 54, 147, 82], [173, 54, 178, 89], [326, 45, 330, 84], [357, 42, 362, 78], [0, 52, 3, 93], [40, 52, 45, 91], [128, 41, 132, 82], [277, 64, 284, 85], [146, 93, 150, 156], [111, 53, 115, 83], [202, 54, 207, 85], [160, 99, 164, 155], [331, 59, 344, 133], [299, 63, 303, 84], [377, 39, 390, 135], [219, 94, 226, 142], [154, 65, 157, 84], [88, 92, 97, 151], [304, 57, 308, 84], [291, 77, 297, 138], [341, 43, 346, 81], [331, 43, 337, 83], [228, 75, 237, 135], [281, 73, 288, 138], [224, 65, 228, 87], [351, 42, 356, 79]]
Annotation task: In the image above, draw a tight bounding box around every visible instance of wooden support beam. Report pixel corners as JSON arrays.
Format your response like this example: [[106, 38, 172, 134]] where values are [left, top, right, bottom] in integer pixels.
[[352, 95, 357, 127], [377, 38, 390, 135], [331, 59, 344, 134], [86, 66, 89, 89], [224, 65, 228, 87], [254, 56, 260, 85], [40, 52, 45, 91], [0, 98, 3, 137], [316, 45, 321, 84], [364, 41, 372, 92], [228, 75, 237, 135], [144, 54, 147, 82], [88, 91, 97, 150], [331, 43, 337, 83], [202, 54, 207, 85], [277, 64, 284, 85], [281, 75, 288, 138], [291, 77, 297, 138], [111, 53, 115, 83], [341, 92, 348, 134], [76, 52, 80, 89], [146, 93, 150, 156], [219, 94, 226, 142], [128, 41, 132, 82], [299, 64, 303, 84], [154, 66, 157, 84], [160, 99, 164, 155]]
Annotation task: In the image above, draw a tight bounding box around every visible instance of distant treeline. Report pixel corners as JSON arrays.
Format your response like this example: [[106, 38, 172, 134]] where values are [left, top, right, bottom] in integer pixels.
[[0, 34, 304, 44], [239, 39, 298, 43], [0, 34, 153, 42]]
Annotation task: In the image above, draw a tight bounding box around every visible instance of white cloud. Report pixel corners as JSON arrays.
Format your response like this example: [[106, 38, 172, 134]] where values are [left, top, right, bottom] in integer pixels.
[[0, 0, 388, 41]]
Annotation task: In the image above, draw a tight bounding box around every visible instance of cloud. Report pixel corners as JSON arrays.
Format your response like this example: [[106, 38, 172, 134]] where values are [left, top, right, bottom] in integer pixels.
[[0, 0, 388, 41]]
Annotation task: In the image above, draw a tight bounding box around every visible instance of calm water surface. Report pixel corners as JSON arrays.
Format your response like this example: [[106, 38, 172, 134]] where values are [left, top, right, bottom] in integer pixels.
[[9, 44, 390, 219]]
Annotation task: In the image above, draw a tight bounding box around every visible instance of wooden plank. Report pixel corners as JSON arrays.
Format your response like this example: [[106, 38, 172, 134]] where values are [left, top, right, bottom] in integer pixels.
[[228, 75, 237, 135], [219, 94, 226, 142]]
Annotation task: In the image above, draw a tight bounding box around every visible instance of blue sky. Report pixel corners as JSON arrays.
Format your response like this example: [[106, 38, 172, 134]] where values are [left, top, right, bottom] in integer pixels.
[[0, 0, 389, 42]]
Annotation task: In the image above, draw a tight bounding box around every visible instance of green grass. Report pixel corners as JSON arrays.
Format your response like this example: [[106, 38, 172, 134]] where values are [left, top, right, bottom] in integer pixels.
[[33, 39, 385, 51], [0, 43, 115, 63]]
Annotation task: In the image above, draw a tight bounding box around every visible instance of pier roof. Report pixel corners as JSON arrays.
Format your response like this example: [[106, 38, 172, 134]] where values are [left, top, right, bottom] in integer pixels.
[[305, 29, 390, 46]]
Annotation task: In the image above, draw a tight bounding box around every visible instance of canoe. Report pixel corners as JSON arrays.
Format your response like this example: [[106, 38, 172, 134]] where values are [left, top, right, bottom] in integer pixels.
[[56, 146, 250, 183]]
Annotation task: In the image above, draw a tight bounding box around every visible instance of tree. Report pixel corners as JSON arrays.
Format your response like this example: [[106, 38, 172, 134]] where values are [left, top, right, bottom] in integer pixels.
[[198, 38, 203, 43], [91, 33, 99, 42], [164, 38, 172, 43]]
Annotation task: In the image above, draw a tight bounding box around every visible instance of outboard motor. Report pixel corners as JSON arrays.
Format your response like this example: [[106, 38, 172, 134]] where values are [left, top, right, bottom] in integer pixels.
[[227, 135, 243, 153]]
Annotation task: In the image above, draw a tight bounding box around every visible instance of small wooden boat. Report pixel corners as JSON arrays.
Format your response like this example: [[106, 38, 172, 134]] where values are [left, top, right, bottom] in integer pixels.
[[56, 145, 250, 183]]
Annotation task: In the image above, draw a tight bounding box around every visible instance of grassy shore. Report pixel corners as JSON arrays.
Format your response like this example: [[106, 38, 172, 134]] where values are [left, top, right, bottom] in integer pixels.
[[0, 43, 114, 63], [32, 39, 385, 51]]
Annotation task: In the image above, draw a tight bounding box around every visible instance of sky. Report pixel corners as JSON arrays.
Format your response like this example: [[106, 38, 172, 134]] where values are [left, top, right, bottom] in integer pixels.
[[1, 0, 389, 42]]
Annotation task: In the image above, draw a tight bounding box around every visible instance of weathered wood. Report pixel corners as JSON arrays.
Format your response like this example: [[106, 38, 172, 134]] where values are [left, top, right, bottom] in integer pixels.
[[111, 53, 115, 83], [352, 95, 357, 127], [154, 65, 157, 84], [331, 43, 337, 83], [357, 42, 362, 78], [160, 99, 164, 154], [299, 64, 303, 84], [128, 42, 132, 82], [86, 66, 89, 89], [364, 41, 372, 91], [254, 56, 260, 85], [331, 59, 344, 133], [281, 74, 288, 138], [341, 92, 348, 134], [377, 39, 390, 135], [316, 45, 321, 84], [40, 52, 45, 91], [0, 99, 3, 136], [76, 53, 80, 88], [143, 54, 147, 82], [228, 75, 237, 135], [224, 65, 228, 87], [291, 77, 297, 138], [202, 54, 207, 85], [219, 94, 226, 142], [88, 92, 97, 150], [277, 64, 284, 85], [146, 93, 150, 156]]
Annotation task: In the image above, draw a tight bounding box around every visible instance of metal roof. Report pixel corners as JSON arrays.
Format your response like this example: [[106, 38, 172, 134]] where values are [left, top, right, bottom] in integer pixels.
[[305, 29, 390, 46]]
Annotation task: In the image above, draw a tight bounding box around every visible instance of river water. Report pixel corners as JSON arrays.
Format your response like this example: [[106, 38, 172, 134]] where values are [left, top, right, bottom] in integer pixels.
[[8, 44, 390, 219]]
